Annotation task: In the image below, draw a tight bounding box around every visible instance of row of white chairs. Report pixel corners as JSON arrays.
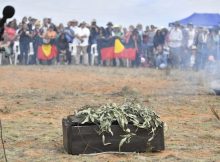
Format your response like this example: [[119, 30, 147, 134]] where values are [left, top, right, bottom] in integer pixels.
[[1, 42, 99, 65], [13, 41, 34, 65], [69, 43, 99, 65]]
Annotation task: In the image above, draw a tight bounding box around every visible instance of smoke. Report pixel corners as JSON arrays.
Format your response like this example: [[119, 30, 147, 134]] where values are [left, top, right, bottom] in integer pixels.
[[203, 61, 220, 94]]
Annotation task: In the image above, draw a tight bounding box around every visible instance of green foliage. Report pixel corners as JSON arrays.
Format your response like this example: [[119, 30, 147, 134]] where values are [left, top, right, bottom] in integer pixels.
[[75, 99, 163, 151]]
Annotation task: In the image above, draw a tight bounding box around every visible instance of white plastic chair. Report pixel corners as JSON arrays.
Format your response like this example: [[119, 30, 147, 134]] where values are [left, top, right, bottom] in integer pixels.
[[0, 52, 2, 65], [13, 41, 20, 65], [27, 42, 34, 64], [0, 47, 12, 65], [69, 43, 77, 64], [69, 43, 77, 56], [90, 44, 98, 66]]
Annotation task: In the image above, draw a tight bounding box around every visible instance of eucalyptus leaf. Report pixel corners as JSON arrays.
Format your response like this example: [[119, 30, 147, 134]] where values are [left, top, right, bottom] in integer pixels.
[[74, 100, 163, 151]]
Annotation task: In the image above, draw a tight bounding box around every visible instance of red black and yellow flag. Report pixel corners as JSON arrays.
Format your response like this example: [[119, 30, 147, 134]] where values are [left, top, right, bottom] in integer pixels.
[[100, 37, 136, 61], [38, 44, 58, 60]]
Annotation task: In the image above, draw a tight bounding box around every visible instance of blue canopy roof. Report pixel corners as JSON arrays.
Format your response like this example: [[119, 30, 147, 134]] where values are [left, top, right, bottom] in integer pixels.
[[171, 13, 220, 27]]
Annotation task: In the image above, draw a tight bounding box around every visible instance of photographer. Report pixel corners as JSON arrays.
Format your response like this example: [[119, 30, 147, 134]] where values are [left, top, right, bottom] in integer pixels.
[[88, 19, 99, 65], [56, 32, 71, 64], [17, 23, 31, 64]]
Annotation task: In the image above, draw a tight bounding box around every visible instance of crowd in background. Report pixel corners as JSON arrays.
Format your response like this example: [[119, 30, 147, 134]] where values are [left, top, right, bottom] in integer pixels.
[[0, 16, 220, 71]]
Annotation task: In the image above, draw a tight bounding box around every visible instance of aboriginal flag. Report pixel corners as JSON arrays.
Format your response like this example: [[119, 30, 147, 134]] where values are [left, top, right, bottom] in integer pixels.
[[100, 37, 136, 61], [38, 44, 58, 60]]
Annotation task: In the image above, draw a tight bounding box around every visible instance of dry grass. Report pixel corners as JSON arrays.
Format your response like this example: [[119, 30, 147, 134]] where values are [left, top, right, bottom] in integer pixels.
[[0, 66, 220, 162]]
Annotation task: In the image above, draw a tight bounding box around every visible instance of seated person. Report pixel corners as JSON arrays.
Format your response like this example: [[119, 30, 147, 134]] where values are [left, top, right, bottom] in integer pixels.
[[154, 45, 169, 69]]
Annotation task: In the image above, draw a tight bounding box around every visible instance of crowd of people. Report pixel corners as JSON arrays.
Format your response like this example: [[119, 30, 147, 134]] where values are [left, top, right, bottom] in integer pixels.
[[0, 16, 220, 70]]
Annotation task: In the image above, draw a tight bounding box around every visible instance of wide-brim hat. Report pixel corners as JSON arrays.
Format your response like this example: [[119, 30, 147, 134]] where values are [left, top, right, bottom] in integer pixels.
[[71, 19, 78, 23], [81, 21, 86, 25], [107, 22, 113, 26], [113, 25, 120, 28], [35, 20, 41, 26]]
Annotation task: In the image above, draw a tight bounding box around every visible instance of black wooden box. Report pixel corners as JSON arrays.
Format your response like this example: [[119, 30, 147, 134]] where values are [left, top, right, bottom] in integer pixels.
[[62, 115, 165, 155]]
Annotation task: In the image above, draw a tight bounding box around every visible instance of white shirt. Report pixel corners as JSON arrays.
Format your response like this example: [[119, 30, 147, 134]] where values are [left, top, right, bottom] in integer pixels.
[[187, 28, 196, 48], [75, 27, 90, 46], [71, 26, 80, 46], [169, 28, 183, 48]]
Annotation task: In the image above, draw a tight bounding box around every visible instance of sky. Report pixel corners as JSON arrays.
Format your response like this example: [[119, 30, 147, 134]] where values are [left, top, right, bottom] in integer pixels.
[[0, 0, 220, 27]]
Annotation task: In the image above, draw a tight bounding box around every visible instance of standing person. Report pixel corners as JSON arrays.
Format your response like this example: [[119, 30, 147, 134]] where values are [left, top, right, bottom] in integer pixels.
[[131, 28, 142, 67], [147, 25, 157, 67], [47, 18, 57, 32], [69, 20, 79, 64], [96, 27, 106, 65], [113, 25, 124, 66], [105, 22, 113, 38], [168, 22, 183, 68], [21, 16, 27, 25], [89, 19, 99, 44], [41, 18, 49, 35], [57, 23, 64, 35], [75, 21, 90, 65], [153, 30, 163, 49], [136, 24, 144, 39], [70, 20, 79, 38], [27, 17, 34, 31], [56, 32, 70, 64], [183, 23, 196, 69], [208, 29, 220, 61], [142, 26, 150, 63], [62, 21, 74, 64], [88, 19, 99, 65], [195, 28, 209, 70], [44, 25, 57, 44], [17, 24, 31, 64], [32, 20, 43, 64]]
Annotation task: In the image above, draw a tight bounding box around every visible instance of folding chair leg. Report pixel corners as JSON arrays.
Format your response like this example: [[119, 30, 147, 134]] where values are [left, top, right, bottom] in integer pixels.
[[14, 53, 18, 65], [9, 56, 12, 65], [0, 54, 2, 65]]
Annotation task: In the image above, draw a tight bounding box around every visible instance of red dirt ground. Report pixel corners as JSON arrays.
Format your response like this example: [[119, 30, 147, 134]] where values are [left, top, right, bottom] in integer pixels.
[[0, 66, 220, 162]]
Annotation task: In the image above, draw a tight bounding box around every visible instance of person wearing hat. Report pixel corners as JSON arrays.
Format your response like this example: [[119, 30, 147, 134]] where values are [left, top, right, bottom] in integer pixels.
[[196, 28, 209, 69], [113, 25, 123, 37], [17, 23, 32, 64], [105, 22, 113, 38], [88, 19, 99, 65], [75, 21, 90, 65], [31, 20, 43, 64], [168, 21, 183, 68], [89, 19, 99, 44], [186, 23, 196, 48], [70, 19, 79, 46], [146, 25, 157, 67]]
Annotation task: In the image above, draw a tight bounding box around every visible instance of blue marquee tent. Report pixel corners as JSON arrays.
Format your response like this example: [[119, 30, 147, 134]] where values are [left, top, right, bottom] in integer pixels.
[[171, 13, 220, 27]]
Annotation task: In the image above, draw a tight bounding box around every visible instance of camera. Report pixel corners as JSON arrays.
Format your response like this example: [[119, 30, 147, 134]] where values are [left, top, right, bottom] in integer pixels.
[[0, 47, 5, 52]]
